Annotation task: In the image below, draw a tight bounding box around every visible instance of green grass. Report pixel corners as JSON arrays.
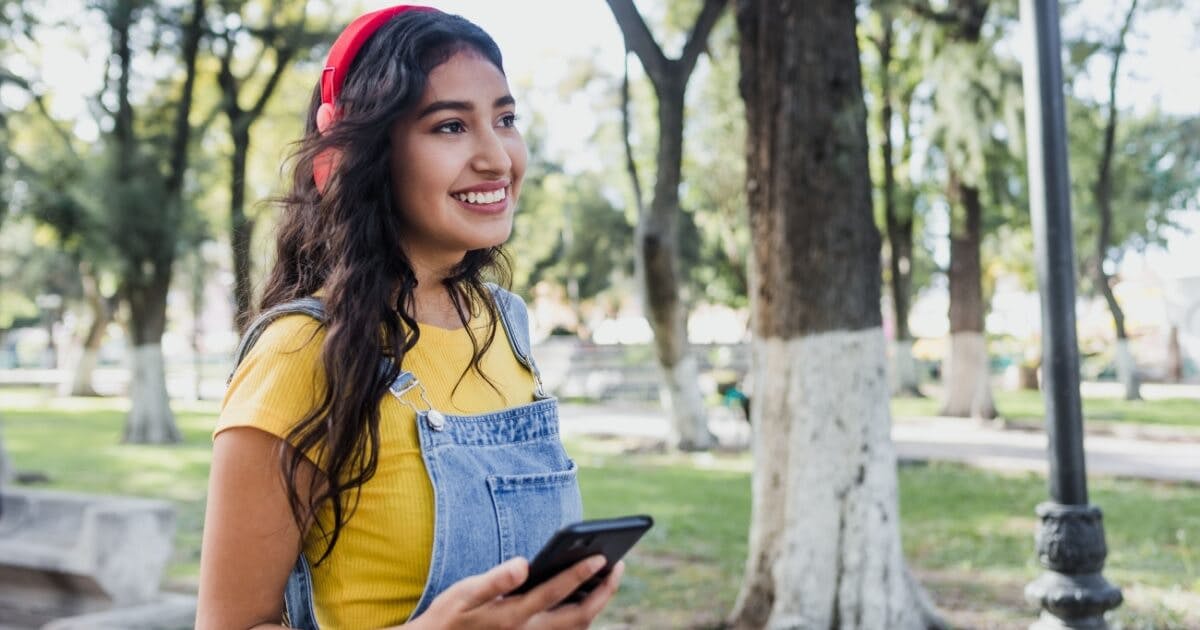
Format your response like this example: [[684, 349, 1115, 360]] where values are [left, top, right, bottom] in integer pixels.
[[2, 390, 1197, 627], [1, 388, 217, 582], [570, 438, 1200, 628], [892, 388, 1200, 430]]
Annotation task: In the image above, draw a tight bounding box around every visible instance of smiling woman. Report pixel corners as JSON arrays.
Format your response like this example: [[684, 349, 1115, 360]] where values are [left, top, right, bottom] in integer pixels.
[[194, 6, 620, 630]]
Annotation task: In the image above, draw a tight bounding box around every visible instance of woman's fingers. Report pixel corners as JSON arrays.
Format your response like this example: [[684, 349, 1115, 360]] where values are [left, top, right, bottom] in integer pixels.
[[576, 560, 624, 619], [508, 555, 607, 617], [452, 556, 530, 610]]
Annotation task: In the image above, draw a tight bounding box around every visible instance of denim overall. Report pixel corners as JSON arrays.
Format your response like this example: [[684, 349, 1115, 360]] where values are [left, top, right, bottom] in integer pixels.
[[230, 285, 583, 629]]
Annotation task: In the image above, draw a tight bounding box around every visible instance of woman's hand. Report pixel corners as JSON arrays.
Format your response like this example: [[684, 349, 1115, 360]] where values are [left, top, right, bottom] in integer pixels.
[[404, 555, 625, 630]]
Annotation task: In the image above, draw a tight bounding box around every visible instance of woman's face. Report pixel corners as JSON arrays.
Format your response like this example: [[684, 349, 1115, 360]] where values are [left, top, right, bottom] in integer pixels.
[[389, 49, 526, 269]]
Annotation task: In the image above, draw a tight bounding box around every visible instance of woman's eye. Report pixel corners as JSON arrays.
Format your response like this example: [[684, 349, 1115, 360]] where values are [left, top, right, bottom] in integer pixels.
[[499, 113, 518, 128], [436, 121, 466, 134]]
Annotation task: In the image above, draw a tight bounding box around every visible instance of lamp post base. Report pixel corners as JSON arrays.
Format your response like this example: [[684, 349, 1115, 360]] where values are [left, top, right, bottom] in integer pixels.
[[1026, 571, 1122, 628], [1025, 503, 1123, 628]]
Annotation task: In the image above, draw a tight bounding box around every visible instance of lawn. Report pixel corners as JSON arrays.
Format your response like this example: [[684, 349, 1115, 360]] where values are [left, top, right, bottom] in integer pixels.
[[891, 388, 1200, 431], [2, 388, 1197, 628]]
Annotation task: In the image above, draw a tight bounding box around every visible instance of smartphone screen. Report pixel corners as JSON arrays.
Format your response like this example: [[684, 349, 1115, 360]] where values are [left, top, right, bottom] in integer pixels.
[[508, 514, 653, 604]]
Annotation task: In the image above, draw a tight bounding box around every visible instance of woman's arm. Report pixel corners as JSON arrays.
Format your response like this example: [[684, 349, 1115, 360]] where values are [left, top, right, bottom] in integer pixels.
[[196, 426, 318, 630]]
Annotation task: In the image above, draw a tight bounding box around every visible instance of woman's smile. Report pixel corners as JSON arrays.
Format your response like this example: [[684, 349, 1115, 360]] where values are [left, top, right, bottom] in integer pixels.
[[450, 180, 511, 214]]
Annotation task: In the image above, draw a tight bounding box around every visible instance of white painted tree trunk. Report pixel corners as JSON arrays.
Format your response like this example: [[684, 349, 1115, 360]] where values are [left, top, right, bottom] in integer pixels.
[[65, 348, 101, 397], [890, 339, 922, 396], [1115, 338, 1141, 401], [941, 332, 996, 419], [659, 354, 715, 451], [124, 344, 181, 444], [734, 329, 940, 629]]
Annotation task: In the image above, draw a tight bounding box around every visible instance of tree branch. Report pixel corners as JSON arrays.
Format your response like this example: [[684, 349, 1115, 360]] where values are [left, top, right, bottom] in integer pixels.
[[621, 49, 645, 218], [165, 0, 205, 197], [679, 0, 727, 77], [248, 46, 294, 120], [604, 0, 669, 85], [903, 0, 959, 26], [216, 31, 241, 116]]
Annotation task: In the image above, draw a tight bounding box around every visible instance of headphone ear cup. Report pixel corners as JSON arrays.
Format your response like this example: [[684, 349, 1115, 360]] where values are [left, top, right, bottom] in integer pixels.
[[316, 103, 336, 133], [313, 103, 339, 193], [313, 149, 339, 194]]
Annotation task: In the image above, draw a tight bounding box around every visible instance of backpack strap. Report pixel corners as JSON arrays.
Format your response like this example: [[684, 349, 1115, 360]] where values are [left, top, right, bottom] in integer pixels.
[[227, 297, 327, 383], [485, 283, 547, 398]]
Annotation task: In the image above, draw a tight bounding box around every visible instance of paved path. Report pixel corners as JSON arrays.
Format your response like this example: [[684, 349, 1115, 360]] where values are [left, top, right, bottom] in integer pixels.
[[557, 404, 1200, 483]]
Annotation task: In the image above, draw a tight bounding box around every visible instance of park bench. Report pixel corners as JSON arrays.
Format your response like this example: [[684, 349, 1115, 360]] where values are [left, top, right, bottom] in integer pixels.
[[0, 487, 183, 629]]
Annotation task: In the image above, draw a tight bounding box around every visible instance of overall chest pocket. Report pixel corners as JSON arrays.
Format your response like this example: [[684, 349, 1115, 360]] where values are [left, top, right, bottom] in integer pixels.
[[487, 461, 583, 562]]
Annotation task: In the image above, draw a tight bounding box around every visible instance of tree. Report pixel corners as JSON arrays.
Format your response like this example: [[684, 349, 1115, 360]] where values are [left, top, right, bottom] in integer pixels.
[[212, 0, 327, 333], [604, 0, 726, 451], [729, 1, 943, 627], [17, 151, 116, 397], [908, 0, 1025, 419], [1086, 0, 1141, 399], [102, 0, 206, 443], [864, 2, 928, 396], [1060, 0, 1200, 398]]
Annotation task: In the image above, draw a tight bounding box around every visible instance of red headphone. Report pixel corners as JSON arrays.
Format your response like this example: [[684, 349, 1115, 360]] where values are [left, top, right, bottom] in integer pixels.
[[313, 4, 440, 193]]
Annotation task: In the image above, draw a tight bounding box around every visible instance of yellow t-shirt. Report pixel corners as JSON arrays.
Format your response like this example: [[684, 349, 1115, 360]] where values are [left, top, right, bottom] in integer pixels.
[[215, 312, 536, 628]]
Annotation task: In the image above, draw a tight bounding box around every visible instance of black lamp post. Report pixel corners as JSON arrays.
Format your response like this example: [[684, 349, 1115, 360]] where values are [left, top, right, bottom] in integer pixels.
[[1018, 0, 1123, 627]]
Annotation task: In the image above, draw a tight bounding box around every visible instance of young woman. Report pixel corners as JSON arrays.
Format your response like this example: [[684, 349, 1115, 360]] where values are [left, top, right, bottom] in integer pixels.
[[196, 6, 622, 629]]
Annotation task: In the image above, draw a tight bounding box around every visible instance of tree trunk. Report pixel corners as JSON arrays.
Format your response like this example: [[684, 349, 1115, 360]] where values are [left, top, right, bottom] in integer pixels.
[[642, 82, 713, 451], [876, 15, 921, 398], [1167, 326, 1182, 383], [230, 125, 255, 334], [941, 173, 996, 419], [605, 0, 725, 451], [123, 268, 181, 444], [1098, 275, 1140, 399], [65, 263, 111, 397], [111, 0, 202, 443], [1093, 0, 1141, 401], [731, 2, 944, 628], [1018, 363, 1040, 390], [892, 339, 922, 395], [1114, 337, 1140, 400]]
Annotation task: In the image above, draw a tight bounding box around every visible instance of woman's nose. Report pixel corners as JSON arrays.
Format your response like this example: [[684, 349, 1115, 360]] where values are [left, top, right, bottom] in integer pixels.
[[471, 127, 513, 175]]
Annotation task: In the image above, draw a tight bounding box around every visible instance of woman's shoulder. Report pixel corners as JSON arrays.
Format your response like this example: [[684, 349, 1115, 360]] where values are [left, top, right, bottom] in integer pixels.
[[249, 312, 326, 355], [229, 312, 327, 387], [218, 312, 328, 440]]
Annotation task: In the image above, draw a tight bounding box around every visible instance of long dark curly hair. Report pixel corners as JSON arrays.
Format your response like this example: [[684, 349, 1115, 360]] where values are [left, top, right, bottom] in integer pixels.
[[258, 10, 512, 564]]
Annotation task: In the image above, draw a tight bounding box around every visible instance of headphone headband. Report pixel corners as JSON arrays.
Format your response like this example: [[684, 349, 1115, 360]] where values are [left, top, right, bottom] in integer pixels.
[[321, 4, 440, 107]]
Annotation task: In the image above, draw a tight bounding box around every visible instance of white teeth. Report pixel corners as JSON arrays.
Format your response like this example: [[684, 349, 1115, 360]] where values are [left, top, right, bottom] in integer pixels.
[[455, 188, 506, 204]]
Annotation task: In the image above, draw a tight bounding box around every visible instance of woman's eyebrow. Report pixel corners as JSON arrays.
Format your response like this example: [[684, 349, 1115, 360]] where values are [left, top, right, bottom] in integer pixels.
[[417, 95, 516, 119]]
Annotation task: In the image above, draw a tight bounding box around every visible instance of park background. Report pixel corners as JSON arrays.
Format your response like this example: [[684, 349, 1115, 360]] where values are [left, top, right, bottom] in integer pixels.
[[0, 0, 1198, 628]]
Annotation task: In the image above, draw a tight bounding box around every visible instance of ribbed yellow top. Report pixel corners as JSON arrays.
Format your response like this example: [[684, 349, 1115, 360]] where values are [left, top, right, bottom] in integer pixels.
[[216, 312, 535, 628]]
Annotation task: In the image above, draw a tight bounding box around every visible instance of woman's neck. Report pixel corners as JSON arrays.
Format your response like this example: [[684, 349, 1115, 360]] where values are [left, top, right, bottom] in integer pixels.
[[409, 258, 469, 330]]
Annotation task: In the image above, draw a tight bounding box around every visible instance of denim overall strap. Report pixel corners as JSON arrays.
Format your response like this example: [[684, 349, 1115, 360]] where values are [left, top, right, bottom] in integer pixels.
[[485, 283, 547, 398]]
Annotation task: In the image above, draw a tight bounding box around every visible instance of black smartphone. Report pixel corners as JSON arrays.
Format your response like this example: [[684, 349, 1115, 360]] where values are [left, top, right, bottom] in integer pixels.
[[508, 514, 654, 605]]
